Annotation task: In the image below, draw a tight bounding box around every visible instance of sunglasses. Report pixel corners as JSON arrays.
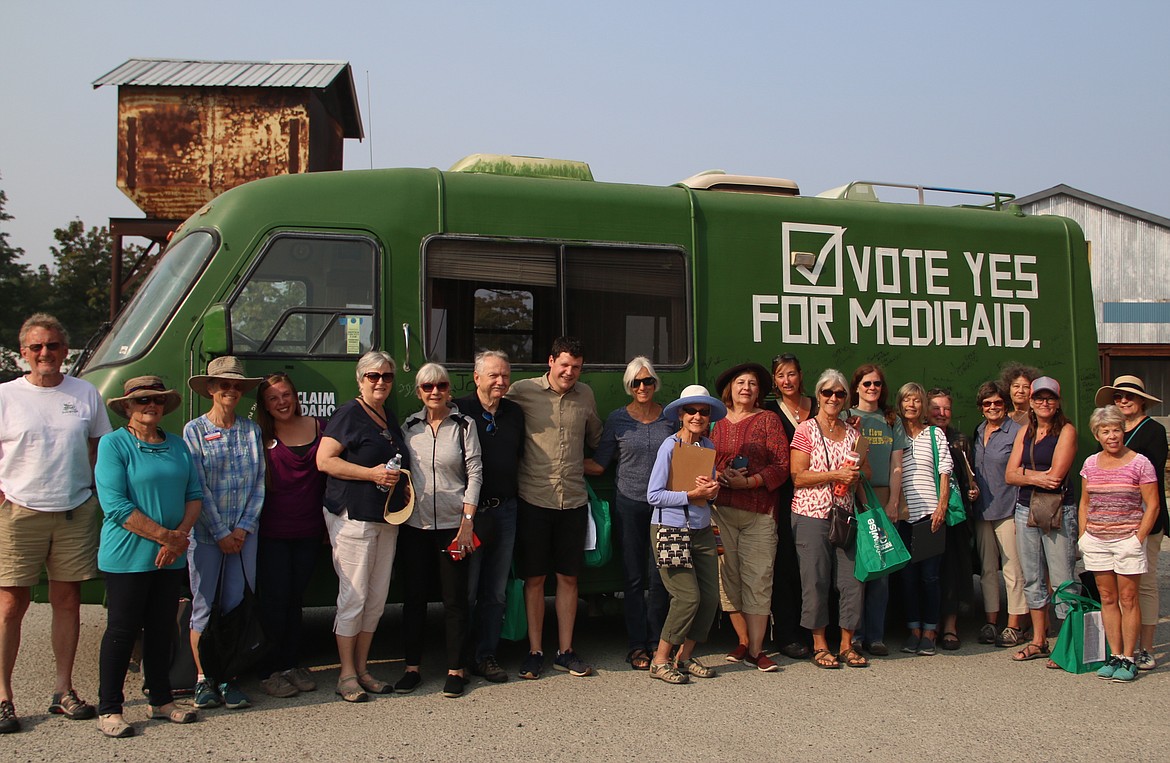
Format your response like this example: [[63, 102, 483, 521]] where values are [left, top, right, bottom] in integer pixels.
[[861, 380, 883, 389], [680, 405, 711, 417], [132, 395, 170, 406], [215, 380, 245, 392], [630, 377, 657, 389], [363, 372, 396, 383], [24, 342, 62, 353], [1032, 396, 1058, 405], [1113, 391, 1139, 402], [980, 399, 1005, 409], [819, 389, 848, 400], [482, 410, 496, 434], [420, 381, 450, 393]]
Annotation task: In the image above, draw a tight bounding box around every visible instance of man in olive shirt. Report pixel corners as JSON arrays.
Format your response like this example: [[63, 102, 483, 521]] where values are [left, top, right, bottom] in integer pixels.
[[505, 337, 602, 679]]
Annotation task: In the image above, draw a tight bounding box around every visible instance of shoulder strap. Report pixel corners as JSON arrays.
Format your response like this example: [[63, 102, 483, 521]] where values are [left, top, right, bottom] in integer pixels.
[[929, 426, 941, 493], [1125, 416, 1150, 447]]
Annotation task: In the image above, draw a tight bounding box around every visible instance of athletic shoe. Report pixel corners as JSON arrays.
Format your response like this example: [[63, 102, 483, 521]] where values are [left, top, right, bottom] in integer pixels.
[[1097, 655, 1123, 680], [472, 655, 509, 683], [901, 634, 920, 654], [916, 636, 937, 656], [978, 623, 998, 645], [745, 652, 779, 672], [219, 682, 251, 710], [260, 673, 299, 698], [192, 680, 223, 709], [553, 649, 593, 677], [1136, 649, 1157, 671], [996, 626, 1025, 648], [725, 643, 749, 662], [519, 652, 544, 680], [283, 667, 317, 692], [48, 689, 96, 720], [0, 700, 19, 734], [1112, 658, 1139, 683], [865, 641, 890, 657]]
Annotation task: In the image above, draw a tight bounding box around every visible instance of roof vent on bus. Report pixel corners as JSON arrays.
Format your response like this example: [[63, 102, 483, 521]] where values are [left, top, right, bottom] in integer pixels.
[[448, 153, 594, 181], [678, 170, 799, 196]]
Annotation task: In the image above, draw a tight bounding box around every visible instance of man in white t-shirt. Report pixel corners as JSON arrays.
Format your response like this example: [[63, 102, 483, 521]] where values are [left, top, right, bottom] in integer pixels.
[[0, 314, 112, 734]]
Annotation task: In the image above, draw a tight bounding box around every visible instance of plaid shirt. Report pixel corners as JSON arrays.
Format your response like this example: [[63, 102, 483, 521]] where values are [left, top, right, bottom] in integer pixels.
[[183, 414, 266, 543]]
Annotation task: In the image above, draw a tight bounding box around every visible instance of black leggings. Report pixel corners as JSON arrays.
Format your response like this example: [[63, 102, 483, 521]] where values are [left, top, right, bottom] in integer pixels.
[[98, 568, 185, 714], [399, 524, 469, 670]]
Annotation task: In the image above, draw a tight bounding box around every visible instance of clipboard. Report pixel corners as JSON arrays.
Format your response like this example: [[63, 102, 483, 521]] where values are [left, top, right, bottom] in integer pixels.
[[668, 440, 716, 492]]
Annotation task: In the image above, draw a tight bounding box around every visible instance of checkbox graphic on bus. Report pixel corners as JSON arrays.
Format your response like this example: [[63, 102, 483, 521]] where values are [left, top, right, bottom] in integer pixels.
[[782, 222, 847, 296]]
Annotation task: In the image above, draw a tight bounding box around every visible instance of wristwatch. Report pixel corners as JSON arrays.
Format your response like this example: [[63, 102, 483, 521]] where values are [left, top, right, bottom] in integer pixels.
[[462, 512, 474, 522]]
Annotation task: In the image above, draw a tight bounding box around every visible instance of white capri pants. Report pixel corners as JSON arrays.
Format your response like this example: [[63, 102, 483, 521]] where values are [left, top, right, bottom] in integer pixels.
[[325, 508, 399, 638]]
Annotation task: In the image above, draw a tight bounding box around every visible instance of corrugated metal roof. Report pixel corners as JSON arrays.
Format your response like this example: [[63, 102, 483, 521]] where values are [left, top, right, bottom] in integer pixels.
[[93, 58, 363, 139], [1014, 184, 1170, 230], [93, 58, 348, 89]]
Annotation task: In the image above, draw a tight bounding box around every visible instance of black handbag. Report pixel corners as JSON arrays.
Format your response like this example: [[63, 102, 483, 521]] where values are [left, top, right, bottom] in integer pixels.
[[198, 555, 270, 681], [827, 501, 857, 550]]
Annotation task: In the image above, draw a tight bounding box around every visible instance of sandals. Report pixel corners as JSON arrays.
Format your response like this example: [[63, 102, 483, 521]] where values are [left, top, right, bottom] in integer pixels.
[[97, 713, 134, 738], [649, 661, 689, 684], [677, 657, 717, 679], [626, 648, 652, 671], [357, 671, 392, 694], [837, 648, 869, 668], [335, 675, 370, 703], [149, 703, 197, 724], [941, 632, 961, 651], [1013, 642, 1050, 662], [812, 649, 841, 669]]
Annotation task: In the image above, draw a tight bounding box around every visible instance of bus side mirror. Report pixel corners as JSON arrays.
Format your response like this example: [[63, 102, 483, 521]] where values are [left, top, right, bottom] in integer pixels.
[[202, 304, 229, 356]]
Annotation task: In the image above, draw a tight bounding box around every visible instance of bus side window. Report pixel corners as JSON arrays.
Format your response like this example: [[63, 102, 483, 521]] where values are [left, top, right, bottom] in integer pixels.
[[229, 235, 377, 356], [424, 236, 689, 368]]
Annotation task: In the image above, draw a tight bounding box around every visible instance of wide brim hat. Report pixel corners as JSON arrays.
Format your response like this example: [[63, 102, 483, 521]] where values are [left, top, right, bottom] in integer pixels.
[[715, 362, 773, 400], [663, 384, 728, 423], [187, 356, 263, 399], [107, 375, 183, 418], [1095, 374, 1161, 407]]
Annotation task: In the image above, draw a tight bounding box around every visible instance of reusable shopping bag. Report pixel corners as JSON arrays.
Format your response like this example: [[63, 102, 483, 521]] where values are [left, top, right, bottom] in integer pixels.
[[1050, 581, 1109, 674], [583, 480, 613, 568], [500, 568, 527, 642], [854, 479, 912, 582]]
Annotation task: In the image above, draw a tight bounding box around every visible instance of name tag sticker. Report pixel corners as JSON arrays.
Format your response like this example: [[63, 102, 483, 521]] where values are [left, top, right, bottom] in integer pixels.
[[204, 432, 223, 442]]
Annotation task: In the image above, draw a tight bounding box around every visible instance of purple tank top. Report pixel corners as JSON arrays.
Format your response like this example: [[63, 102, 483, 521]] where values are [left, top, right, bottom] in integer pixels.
[[259, 429, 327, 539]]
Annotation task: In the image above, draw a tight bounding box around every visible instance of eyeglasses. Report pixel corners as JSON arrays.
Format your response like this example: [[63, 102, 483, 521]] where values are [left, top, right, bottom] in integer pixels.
[[420, 382, 450, 393], [980, 400, 1005, 409], [132, 395, 170, 406], [482, 410, 496, 434], [1113, 391, 1138, 403], [680, 406, 711, 417], [861, 380, 883, 389], [1032, 396, 1058, 405], [363, 372, 396, 383], [23, 342, 62, 353], [215, 380, 245, 392], [819, 389, 848, 400], [630, 377, 657, 389], [130, 437, 170, 455]]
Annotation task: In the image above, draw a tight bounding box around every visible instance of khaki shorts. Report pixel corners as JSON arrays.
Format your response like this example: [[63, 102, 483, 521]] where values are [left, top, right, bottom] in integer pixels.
[[0, 495, 100, 587]]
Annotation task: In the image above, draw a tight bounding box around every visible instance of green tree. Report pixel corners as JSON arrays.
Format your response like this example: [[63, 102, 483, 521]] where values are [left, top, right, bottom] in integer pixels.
[[46, 220, 140, 352], [0, 183, 33, 379]]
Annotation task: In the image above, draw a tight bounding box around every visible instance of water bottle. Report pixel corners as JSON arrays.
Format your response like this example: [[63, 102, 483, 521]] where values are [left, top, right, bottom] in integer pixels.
[[377, 453, 401, 492], [832, 451, 860, 498]]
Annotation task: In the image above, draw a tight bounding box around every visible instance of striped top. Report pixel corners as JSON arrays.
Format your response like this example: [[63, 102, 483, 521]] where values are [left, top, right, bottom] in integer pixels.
[[1080, 452, 1157, 541], [901, 426, 953, 522]]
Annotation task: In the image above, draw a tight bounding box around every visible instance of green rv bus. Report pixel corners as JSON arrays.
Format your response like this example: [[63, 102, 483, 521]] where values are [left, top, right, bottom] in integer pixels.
[[75, 155, 1098, 604]]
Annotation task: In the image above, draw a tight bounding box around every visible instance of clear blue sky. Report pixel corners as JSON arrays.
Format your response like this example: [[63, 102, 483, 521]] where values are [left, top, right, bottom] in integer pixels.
[[3, 1, 1167, 267]]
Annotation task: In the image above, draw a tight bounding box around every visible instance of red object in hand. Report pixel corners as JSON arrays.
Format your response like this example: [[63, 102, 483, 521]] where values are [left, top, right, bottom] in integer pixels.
[[446, 532, 482, 560], [832, 451, 860, 498]]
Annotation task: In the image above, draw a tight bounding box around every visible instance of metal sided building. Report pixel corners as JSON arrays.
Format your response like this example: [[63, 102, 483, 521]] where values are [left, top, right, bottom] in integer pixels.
[[1014, 184, 1170, 401]]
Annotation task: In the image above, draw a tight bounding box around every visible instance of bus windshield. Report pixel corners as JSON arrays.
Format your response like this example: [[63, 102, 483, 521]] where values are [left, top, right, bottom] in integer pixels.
[[86, 230, 217, 370]]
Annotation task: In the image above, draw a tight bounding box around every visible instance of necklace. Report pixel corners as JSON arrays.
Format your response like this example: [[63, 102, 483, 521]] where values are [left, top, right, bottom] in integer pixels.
[[817, 414, 838, 434], [357, 396, 394, 440], [782, 398, 803, 423]]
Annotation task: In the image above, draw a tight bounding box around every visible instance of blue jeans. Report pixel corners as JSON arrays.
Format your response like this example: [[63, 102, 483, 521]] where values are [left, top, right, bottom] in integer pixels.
[[466, 498, 518, 662], [1014, 502, 1077, 618], [859, 575, 889, 643], [897, 522, 942, 631], [615, 493, 668, 650]]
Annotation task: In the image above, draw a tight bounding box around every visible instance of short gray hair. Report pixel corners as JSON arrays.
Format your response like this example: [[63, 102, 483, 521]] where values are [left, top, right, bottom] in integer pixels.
[[355, 350, 396, 382], [474, 350, 510, 374], [622, 356, 659, 397], [814, 368, 848, 396], [1089, 405, 1126, 436], [19, 313, 69, 347], [414, 362, 449, 389]]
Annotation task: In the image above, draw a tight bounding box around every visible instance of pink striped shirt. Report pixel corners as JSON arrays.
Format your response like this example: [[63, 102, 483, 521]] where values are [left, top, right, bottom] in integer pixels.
[[1080, 452, 1157, 541]]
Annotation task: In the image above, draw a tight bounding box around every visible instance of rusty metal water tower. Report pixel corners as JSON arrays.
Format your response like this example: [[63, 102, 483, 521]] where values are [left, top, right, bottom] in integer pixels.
[[93, 57, 364, 318]]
